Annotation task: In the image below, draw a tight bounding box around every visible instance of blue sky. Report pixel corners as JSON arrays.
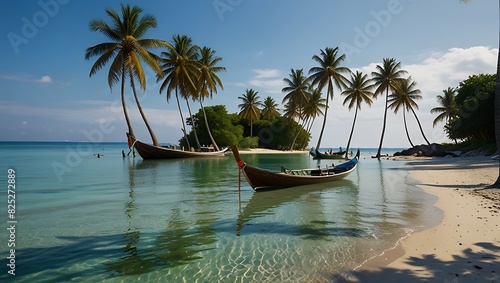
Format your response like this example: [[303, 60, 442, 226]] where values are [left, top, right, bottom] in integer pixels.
[[0, 0, 497, 148]]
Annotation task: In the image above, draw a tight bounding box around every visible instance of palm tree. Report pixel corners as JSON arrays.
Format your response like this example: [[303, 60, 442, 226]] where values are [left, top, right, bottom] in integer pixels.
[[298, 87, 326, 149], [157, 34, 200, 150], [282, 68, 310, 149], [341, 71, 374, 158], [261, 96, 280, 120], [85, 4, 169, 146], [303, 87, 326, 135], [282, 69, 310, 112], [431, 87, 458, 127], [238, 89, 263, 137], [388, 77, 430, 147], [370, 58, 407, 158], [308, 47, 350, 150], [197, 46, 226, 151]]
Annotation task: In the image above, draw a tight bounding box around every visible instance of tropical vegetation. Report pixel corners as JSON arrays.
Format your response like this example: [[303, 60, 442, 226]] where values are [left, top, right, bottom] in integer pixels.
[[85, 4, 169, 146], [86, 3, 496, 169], [341, 71, 374, 158], [434, 74, 495, 143], [388, 77, 430, 147], [370, 58, 407, 158]]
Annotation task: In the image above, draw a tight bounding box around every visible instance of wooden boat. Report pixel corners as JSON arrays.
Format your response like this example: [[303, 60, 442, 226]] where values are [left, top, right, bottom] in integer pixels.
[[309, 147, 346, 160], [127, 133, 228, 160], [232, 145, 360, 190]]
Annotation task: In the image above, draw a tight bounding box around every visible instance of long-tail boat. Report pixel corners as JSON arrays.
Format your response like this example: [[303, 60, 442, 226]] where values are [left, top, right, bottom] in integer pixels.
[[127, 133, 228, 160], [309, 147, 346, 160], [232, 145, 359, 190]]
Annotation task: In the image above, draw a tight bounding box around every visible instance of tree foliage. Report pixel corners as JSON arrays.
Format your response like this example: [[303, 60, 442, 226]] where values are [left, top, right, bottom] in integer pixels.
[[181, 105, 243, 148], [446, 74, 495, 142], [181, 105, 310, 150]]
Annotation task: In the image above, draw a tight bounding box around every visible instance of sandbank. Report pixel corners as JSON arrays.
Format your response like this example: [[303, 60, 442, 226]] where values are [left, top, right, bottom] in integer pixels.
[[345, 156, 500, 282]]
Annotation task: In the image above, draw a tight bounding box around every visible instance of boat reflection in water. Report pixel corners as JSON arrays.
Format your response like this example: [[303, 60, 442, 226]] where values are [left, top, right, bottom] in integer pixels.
[[236, 179, 364, 238]]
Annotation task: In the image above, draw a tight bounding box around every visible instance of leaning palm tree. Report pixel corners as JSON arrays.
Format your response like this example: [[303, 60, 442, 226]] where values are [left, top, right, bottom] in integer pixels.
[[261, 96, 281, 120], [370, 58, 407, 158], [388, 77, 430, 147], [308, 47, 350, 150], [282, 68, 311, 149], [431, 87, 458, 127], [299, 86, 326, 149], [86, 4, 169, 146], [238, 89, 263, 137], [197, 46, 226, 151], [157, 35, 200, 150], [341, 71, 374, 158], [282, 69, 310, 112]]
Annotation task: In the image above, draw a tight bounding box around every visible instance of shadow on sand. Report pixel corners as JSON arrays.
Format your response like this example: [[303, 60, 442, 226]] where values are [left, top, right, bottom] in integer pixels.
[[335, 242, 499, 282]]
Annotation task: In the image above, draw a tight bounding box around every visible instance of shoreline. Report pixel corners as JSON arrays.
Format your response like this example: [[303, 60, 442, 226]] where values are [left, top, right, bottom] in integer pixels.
[[345, 156, 500, 282], [235, 148, 309, 154]]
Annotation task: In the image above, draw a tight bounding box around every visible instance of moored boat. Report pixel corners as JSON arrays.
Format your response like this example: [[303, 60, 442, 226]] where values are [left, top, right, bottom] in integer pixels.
[[309, 147, 346, 159], [127, 133, 228, 160], [232, 145, 359, 190]]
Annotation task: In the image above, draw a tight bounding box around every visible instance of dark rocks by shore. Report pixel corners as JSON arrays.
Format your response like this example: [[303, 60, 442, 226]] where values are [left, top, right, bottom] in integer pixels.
[[394, 143, 451, 157], [393, 143, 495, 158]]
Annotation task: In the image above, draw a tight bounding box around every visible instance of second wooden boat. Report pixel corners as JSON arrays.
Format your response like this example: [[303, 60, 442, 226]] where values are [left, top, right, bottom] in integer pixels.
[[309, 147, 346, 160], [232, 145, 359, 190]]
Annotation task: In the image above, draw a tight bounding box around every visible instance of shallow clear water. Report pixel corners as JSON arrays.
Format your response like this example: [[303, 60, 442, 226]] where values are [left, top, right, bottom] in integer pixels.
[[0, 142, 437, 282]]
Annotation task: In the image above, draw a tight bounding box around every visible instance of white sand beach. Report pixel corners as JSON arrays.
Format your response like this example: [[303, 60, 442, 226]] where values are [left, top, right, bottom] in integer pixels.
[[347, 156, 500, 282]]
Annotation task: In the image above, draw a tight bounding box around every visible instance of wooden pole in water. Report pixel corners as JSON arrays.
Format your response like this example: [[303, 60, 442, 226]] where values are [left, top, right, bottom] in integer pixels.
[[232, 145, 244, 191]]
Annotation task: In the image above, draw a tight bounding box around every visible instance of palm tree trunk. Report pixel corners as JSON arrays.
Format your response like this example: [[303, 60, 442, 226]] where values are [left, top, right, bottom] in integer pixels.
[[345, 107, 358, 159], [376, 89, 389, 159], [250, 117, 253, 138], [403, 110, 414, 147], [121, 69, 135, 139], [129, 71, 159, 146], [299, 117, 312, 149], [199, 99, 220, 151], [290, 118, 306, 150], [316, 94, 330, 150], [175, 89, 190, 150], [489, 8, 500, 187], [185, 98, 201, 150], [410, 106, 431, 145]]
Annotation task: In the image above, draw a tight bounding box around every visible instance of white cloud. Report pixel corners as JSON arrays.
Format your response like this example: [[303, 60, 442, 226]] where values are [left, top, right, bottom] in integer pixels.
[[247, 68, 284, 94], [252, 68, 281, 79], [0, 73, 54, 84], [38, 75, 53, 84]]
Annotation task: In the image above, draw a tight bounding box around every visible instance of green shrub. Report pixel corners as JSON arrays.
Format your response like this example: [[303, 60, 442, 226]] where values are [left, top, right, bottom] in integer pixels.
[[239, 136, 259, 148]]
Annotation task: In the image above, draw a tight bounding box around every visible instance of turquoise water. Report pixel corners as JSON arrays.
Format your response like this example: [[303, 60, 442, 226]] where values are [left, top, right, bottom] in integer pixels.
[[0, 142, 437, 282]]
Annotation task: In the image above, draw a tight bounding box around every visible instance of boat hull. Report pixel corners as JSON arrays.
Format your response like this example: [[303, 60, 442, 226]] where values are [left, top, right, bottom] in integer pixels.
[[242, 164, 356, 190], [129, 134, 227, 159], [310, 148, 346, 160], [232, 145, 359, 190]]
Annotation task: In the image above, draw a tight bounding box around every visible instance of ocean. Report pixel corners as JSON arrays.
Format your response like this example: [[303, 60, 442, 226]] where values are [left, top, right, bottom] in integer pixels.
[[0, 142, 439, 282]]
